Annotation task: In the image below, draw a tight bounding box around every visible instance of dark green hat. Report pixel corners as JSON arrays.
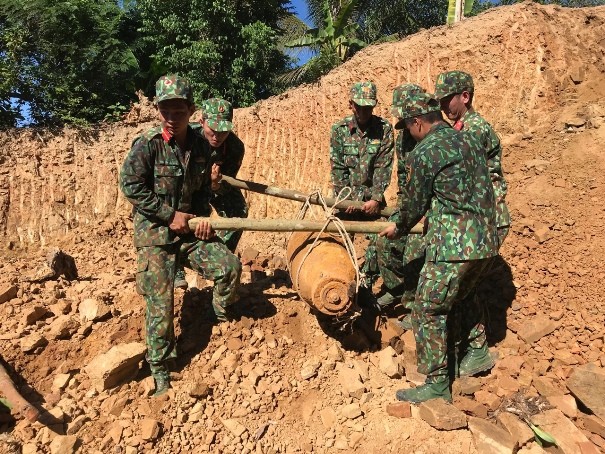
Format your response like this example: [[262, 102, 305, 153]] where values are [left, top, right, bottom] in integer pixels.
[[391, 92, 441, 126], [202, 98, 233, 132], [391, 83, 425, 113], [155, 74, 194, 105], [350, 81, 377, 107], [434, 70, 474, 100]]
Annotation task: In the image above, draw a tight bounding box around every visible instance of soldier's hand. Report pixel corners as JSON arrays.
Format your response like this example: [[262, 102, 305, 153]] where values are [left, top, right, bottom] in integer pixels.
[[211, 163, 222, 190], [344, 205, 360, 214], [379, 225, 399, 240], [194, 220, 216, 240], [362, 200, 380, 215], [169, 211, 194, 234]]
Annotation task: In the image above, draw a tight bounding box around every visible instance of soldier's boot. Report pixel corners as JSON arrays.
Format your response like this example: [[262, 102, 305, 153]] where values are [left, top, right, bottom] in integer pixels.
[[395, 377, 451, 404], [458, 343, 495, 377], [174, 267, 188, 290], [152, 371, 171, 397]]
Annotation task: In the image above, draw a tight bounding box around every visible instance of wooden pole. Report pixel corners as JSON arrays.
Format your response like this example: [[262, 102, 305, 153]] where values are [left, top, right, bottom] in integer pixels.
[[221, 175, 397, 218], [188, 217, 424, 235]]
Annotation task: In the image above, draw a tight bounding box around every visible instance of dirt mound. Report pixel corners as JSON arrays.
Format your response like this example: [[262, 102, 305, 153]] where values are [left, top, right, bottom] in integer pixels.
[[1, 2, 605, 453]]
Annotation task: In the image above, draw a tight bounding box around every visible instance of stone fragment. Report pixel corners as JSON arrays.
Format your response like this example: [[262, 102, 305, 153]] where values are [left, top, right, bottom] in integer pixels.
[[49, 435, 79, 454], [221, 418, 247, 437], [319, 407, 337, 429], [581, 415, 605, 438], [327, 344, 344, 362], [377, 346, 402, 378], [453, 396, 489, 418], [20, 333, 48, 353], [533, 376, 562, 397], [187, 381, 210, 398], [140, 418, 161, 441], [567, 363, 605, 421], [386, 402, 411, 419], [52, 373, 71, 392], [349, 431, 363, 448], [516, 315, 558, 344], [533, 226, 551, 244], [22, 305, 48, 325], [468, 416, 518, 454], [226, 337, 243, 351], [0, 285, 17, 304], [570, 65, 585, 84], [547, 394, 578, 419], [418, 399, 467, 430], [532, 409, 590, 454], [474, 390, 501, 411], [577, 441, 600, 454], [456, 376, 482, 395], [84, 342, 146, 390], [66, 415, 90, 435], [341, 403, 362, 419], [301, 357, 321, 380], [496, 412, 534, 446], [48, 315, 80, 340], [78, 298, 111, 322], [337, 364, 366, 399], [240, 248, 259, 265]]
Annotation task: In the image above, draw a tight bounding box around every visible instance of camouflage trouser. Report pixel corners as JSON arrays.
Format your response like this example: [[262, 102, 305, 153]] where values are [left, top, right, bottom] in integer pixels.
[[497, 226, 509, 248], [211, 189, 248, 253], [411, 258, 493, 381], [136, 238, 241, 376], [376, 232, 426, 309]]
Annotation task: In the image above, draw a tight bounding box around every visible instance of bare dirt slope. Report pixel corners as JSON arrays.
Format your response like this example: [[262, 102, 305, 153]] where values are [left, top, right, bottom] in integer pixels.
[[1, 2, 605, 454]]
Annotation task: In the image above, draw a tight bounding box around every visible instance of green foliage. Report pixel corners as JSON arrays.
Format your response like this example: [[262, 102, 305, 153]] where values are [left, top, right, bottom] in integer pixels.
[[136, 0, 292, 108], [0, 0, 140, 127]]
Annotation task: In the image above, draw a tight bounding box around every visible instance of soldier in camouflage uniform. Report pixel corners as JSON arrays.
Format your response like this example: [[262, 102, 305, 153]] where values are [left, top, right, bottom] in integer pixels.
[[329, 81, 394, 288], [380, 91, 498, 403], [434, 70, 510, 246], [375, 84, 427, 325], [174, 98, 248, 289], [120, 75, 241, 396]]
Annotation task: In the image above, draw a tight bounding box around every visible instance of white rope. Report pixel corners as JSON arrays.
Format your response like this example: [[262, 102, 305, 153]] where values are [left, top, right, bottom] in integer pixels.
[[286, 187, 363, 324]]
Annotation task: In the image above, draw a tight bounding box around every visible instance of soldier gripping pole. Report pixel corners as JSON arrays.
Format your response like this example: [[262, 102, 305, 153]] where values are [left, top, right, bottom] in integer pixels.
[[188, 217, 424, 234], [221, 175, 397, 218]]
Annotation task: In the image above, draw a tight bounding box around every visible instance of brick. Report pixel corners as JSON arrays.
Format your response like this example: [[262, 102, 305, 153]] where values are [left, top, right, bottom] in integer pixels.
[[468, 416, 518, 454], [418, 399, 467, 430], [84, 342, 146, 390], [567, 363, 605, 421], [516, 315, 558, 344], [386, 402, 411, 419]]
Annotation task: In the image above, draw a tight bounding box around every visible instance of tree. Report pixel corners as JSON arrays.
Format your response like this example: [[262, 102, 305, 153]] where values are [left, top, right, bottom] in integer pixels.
[[0, 0, 140, 127], [135, 0, 292, 107]]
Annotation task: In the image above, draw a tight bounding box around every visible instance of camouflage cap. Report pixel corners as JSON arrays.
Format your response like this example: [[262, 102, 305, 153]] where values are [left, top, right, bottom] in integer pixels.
[[155, 74, 194, 105], [391, 92, 441, 125], [202, 98, 233, 132], [434, 70, 474, 100], [350, 82, 377, 107], [391, 83, 425, 112]]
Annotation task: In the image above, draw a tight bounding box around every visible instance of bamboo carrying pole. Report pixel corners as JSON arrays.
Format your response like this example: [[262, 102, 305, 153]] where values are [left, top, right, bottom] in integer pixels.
[[188, 217, 424, 235], [221, 175, 397, 218]]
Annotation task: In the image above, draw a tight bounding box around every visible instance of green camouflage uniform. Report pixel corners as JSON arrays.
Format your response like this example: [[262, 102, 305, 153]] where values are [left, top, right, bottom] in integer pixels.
[[197, 98, 248, 252], [376, 84, 426, 306], [434, 71, 510, 246], [329, 82, 394, 285], [119, 76, 241, 379], [392, 92, 498, 382]]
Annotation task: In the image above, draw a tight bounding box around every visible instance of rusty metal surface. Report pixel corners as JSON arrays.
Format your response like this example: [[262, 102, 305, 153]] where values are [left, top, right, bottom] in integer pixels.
[[286, 232, 357, 316]]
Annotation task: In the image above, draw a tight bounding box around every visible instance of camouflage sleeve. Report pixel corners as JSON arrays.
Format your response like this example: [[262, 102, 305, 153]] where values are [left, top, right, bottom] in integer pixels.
[[329, 124, 350, 197], [369, 121, 394, 202], [395, 129, 417, 200], [395, 145, 434, 234], [215, 136, 245, 196], [119, 137, 175, 223]]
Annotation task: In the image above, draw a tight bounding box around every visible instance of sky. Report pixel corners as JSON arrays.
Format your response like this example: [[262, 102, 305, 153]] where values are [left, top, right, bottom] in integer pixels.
[[288, 0, 314, 65]]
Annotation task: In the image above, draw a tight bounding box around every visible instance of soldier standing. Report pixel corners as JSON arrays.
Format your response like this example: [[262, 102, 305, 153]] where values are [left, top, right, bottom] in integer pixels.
[[329, 81, 394, 289], [174, 98, 248, 289], [380, 92, 498, 403], [120, 75, 241, 396], [375, 84, 426, 330], [434, 70, 510, 246]]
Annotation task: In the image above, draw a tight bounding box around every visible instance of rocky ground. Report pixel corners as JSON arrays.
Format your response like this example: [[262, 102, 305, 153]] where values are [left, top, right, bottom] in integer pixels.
[[1, 2, 605, 454]]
